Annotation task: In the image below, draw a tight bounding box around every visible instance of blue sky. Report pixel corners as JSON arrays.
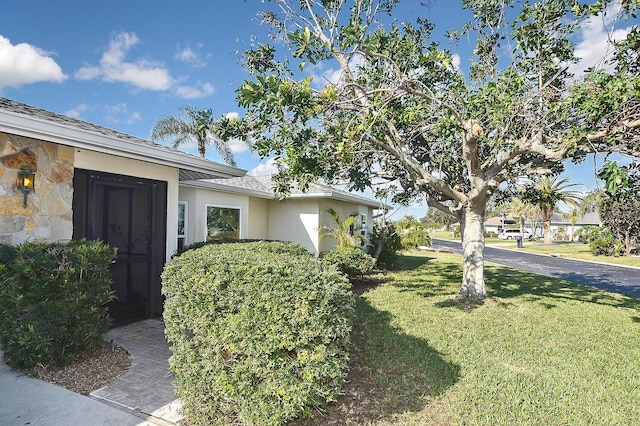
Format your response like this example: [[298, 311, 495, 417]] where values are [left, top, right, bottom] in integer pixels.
[[1, 1, 636, 218]]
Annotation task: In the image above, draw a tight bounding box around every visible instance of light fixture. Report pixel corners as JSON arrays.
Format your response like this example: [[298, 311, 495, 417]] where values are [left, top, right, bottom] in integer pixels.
[[16, 166, 35, 208]]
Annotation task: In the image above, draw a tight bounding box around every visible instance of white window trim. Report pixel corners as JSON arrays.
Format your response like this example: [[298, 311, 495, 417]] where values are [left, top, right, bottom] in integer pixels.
[[204, 203, 243, 241], [178, 201, 188, 240]]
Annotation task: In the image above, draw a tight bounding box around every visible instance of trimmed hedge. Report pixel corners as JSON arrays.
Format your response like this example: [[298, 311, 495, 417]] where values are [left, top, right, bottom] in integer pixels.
[[162, 241, 355, 426], [0, 240, 116, 368], [321, 246, 375, 279], [173, 238, 311, 258]]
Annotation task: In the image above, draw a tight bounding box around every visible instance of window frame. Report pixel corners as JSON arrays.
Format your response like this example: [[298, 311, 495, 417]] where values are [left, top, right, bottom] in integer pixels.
[[178, 201, 188, 249], [204, 203, 242, 241]]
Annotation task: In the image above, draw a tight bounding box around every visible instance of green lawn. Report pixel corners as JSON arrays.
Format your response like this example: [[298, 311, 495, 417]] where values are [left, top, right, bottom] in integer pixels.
[[502, 241, 640, 268], [299, 251, 640, 425]]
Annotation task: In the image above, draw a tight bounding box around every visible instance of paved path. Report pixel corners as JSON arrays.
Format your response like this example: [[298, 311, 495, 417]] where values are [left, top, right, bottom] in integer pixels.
[[92, 319, 181, 425], [431, 238, 640, 298]]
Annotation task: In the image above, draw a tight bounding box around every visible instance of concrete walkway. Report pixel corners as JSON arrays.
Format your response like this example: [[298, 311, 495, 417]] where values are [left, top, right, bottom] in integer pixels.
[[0, 319, 182, 426]]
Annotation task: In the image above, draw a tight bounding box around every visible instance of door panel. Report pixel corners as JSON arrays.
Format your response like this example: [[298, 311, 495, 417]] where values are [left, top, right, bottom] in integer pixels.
[[73, 169, 167, 325]]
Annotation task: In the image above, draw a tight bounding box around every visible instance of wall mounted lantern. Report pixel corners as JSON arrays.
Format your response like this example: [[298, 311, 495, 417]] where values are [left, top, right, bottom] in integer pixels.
[[16, 166, 35, 208]]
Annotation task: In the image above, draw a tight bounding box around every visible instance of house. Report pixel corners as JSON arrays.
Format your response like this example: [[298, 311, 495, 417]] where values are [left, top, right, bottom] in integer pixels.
[[484, 215, 518, 234], [0, 97, 381, 324], [548, 211, 601, 240]]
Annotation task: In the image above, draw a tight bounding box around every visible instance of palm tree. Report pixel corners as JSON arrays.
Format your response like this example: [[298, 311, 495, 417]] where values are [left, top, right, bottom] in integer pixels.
[[319, 208, 362, 248], [522, 176, 583, 245], [150, 105, 236, 166]]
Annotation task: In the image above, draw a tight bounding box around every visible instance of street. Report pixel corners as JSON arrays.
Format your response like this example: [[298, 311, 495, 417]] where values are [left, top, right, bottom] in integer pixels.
[[431, 239, 640, 298]]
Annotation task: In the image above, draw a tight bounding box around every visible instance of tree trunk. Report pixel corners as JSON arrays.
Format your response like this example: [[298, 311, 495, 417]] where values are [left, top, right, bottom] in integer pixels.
[[542, 207, 553, 245], [457, 202, 488, 301]]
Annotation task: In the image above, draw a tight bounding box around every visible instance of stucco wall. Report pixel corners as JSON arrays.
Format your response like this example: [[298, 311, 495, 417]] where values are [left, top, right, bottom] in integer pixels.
[[248, 197, 269, 240], [0, 132, 74, 245], [178, 186, 250, 244], [267, 199, 320, 255], [75, 149, 179, 261]]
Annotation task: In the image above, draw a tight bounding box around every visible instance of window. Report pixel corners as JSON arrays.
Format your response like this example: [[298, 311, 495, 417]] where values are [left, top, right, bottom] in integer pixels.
[[178, 202, 187, 250], [206, 206, 240, 241]]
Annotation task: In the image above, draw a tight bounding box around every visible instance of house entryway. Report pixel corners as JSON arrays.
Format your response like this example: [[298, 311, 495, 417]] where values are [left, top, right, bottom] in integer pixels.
[[73, 169, 167, 325]]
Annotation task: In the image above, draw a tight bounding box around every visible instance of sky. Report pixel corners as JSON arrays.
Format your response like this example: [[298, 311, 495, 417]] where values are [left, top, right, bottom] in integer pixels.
[[1, 1, 637, 218]]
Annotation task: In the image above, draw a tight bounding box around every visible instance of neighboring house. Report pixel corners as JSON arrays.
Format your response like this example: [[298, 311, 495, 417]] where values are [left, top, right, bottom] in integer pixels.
[[0, 97, 382, 324], [484, 212, 601, 240], [484, 215, 518, 234], [548, 211, 601, 240]]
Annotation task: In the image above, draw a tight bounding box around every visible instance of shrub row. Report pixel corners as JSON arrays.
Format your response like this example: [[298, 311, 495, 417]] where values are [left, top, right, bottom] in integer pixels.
[[0, 240, 116, 368], [162, 241, 355, 426]]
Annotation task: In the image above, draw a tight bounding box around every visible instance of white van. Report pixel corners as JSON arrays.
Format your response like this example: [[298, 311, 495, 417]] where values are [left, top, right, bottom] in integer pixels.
[[498, 229, 532, 240]]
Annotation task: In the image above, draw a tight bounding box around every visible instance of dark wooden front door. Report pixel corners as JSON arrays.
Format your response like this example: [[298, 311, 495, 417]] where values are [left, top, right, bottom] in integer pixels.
[[73, 169, 167, 325]]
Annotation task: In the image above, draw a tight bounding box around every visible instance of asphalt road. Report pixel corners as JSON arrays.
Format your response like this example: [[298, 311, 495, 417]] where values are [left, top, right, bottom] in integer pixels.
[[431, 238, 640, 298]]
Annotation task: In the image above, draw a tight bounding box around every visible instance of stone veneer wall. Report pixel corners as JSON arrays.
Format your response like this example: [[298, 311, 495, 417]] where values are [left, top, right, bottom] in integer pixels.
[[0, 132, 74, 245]]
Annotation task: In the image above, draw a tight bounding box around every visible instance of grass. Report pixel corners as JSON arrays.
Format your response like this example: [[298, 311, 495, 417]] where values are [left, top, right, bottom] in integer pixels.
[[512, 241, 640, 268], [299, 251, 640, 425]]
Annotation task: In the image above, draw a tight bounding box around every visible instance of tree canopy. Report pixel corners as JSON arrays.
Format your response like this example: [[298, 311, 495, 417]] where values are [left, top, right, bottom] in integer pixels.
[[223, 0, 640, 300]]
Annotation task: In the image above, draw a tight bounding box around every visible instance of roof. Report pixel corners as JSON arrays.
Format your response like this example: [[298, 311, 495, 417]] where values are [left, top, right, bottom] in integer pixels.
[[181, 175, 387, 209], [550, 211, 601, 225], [0, 97, 245, 179], [485, 215, 517, 226]]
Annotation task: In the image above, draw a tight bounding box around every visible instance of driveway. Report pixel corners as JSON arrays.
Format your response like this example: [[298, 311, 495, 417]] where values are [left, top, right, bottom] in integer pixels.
[[431, 238, 640, 298]]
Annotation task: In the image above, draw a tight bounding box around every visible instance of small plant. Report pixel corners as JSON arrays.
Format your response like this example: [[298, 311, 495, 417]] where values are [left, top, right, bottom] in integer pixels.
[[162, 241, 354, 426], [0, 240, 116, 368], [322, 245, 376, 279], [368, 222, 402, 269]]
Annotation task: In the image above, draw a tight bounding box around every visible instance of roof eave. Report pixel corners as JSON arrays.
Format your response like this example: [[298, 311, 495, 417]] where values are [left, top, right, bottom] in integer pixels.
[[0, 109, 246, 179]]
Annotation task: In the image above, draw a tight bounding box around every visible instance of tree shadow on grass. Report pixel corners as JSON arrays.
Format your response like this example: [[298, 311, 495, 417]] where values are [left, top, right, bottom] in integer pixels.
[[389, 254, 640, 312], [290, 296, 460, 425]]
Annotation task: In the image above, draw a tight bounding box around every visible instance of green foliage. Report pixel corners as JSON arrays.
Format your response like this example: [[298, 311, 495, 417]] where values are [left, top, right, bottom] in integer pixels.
[[173, 238, 311, 258], [422, 208, 458, 230], [576, 226, 625, 256], [162, 241, 355, 426], [319, 208, 362, 248], [322, 246, 376, 279], [596, 161, 640, 255], [368, 222, 402, 269], [0, 240, 116, 368], [395, 216, 432, 250]]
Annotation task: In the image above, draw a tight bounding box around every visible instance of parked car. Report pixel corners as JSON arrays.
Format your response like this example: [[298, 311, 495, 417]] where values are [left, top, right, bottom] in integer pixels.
[[498, 229, 533, 240]]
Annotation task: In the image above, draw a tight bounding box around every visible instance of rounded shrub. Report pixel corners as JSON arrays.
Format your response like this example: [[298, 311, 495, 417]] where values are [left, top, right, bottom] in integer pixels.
[[0, 240, 116, 368], [321, 246, 375, 279], [162, 241, 355, 426]]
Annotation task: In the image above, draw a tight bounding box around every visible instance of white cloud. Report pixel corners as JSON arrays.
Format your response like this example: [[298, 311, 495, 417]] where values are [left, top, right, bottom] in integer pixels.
[[65, 103, 89, 118], [175, 44, 208, 68], [75, 31, 173, 91], [249, 157, 279, 176], [174, 82, 215, 99], [104, 103, 142, 125], [570, 2, 633, 75], [0, 35, 66, 89], [451, 53, 462, 73]]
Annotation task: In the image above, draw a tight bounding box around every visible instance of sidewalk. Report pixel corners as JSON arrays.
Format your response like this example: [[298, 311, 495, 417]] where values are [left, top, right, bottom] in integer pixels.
[[0, 319, 181, 426], [0, 353, 154, 426]]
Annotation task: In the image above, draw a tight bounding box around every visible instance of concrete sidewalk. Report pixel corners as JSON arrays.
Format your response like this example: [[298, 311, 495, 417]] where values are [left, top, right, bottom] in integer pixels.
[[0, 352, 155, 426], [0, 319, 180, 426]]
